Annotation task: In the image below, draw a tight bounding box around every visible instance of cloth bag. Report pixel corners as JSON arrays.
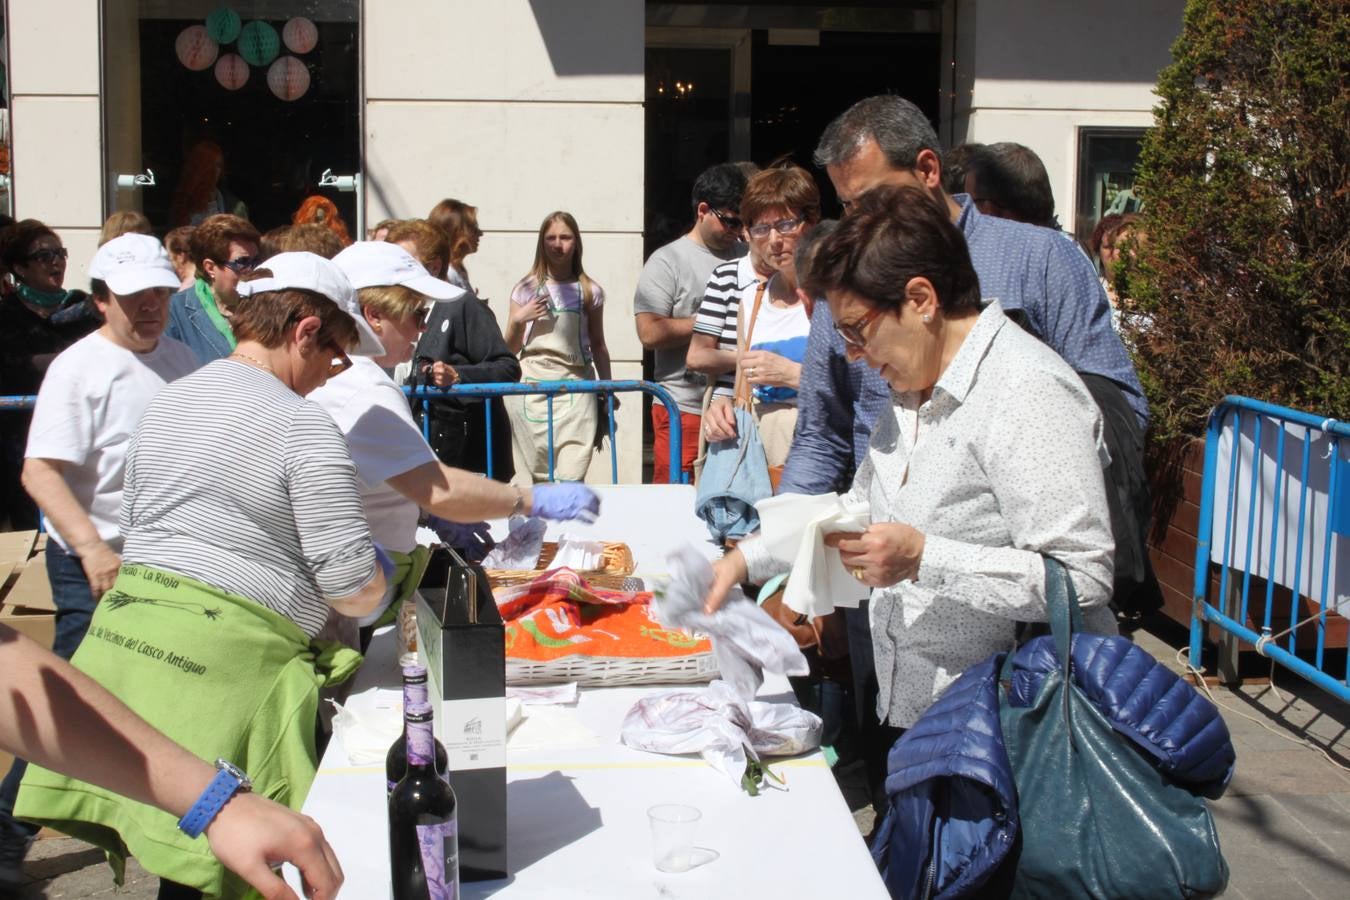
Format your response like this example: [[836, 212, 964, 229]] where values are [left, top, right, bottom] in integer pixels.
[[694, 283, 774, 542], [999, 557, 1229, 899], [694, 406, 773, 542]]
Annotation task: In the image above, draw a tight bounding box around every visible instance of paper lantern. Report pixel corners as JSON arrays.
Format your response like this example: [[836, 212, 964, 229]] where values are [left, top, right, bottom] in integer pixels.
[[267, 56, 310, 102], [205, 7, 241, 44], [282, 17, 319, 55], [238, 20, 281, 67], [214, 53, 249, 90], [175, 25, 219, 71]]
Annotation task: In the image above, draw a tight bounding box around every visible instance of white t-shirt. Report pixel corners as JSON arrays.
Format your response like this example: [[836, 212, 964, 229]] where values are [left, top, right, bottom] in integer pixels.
[[25, 331, 199, 553], [308, 356, 436, 553]]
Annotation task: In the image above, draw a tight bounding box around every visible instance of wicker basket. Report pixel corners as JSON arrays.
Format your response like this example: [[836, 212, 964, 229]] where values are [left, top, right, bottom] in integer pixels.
[[486, 541, 638, 590], [506, 652, 719, 687]]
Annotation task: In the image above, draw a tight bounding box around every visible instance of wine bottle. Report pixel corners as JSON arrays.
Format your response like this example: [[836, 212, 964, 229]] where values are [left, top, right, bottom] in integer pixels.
[[389, 702, 459, 900], [386, 664, 448, 793]]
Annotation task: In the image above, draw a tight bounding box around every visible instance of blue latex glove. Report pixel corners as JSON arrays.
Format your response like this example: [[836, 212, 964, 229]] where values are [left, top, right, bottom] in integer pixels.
[[531, 483, 601, 523], [373, 543, 396, 582], [426, 516, 495, 563]]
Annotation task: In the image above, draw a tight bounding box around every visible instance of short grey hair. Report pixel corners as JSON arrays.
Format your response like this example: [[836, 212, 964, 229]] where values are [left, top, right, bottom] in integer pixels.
[[813, 95, 943, 172]]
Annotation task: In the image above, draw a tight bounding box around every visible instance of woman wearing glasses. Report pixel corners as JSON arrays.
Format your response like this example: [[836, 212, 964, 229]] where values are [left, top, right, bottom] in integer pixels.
[[312, 242, 602, 644], [163, 213, 262, 366], [0, 220, 100, 529], [700, 167, 820, 472], [16, 252, 388, 898], [702, 185, 1116, 744], [503, 211, 613, 483]]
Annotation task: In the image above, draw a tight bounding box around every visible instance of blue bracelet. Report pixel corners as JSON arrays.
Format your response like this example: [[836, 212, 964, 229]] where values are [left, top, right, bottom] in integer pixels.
[[178, 759, 252, 839]]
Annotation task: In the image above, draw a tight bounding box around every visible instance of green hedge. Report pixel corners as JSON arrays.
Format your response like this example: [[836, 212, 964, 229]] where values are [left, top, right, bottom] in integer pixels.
[[1123, 0, 1349, 450]]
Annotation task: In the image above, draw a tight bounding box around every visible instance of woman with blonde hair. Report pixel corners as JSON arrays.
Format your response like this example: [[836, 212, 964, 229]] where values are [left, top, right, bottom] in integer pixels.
[[503, 211, 612, 483], [97, 211, 153, 246], [427, 198, 482, 294]]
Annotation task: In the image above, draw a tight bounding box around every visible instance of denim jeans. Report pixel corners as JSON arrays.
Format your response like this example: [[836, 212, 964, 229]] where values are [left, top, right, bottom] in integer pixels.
[[0, 542, 98, 842]]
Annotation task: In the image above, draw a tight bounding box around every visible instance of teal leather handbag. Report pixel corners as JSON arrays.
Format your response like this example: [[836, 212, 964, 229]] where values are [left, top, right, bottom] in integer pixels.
[[999, 559, 1229, 899]]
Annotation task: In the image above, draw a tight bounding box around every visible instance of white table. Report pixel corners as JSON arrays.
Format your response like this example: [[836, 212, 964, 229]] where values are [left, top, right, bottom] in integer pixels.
[[289, 485, 887, 899]]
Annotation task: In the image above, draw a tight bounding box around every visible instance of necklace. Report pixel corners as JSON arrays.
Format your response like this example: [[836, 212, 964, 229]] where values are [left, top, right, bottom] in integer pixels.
[[230, 351, 274, 373]]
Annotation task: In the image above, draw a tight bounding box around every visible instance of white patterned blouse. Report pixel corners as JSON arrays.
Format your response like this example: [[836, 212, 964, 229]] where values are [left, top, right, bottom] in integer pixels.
[[743, 300, 1118, 727]]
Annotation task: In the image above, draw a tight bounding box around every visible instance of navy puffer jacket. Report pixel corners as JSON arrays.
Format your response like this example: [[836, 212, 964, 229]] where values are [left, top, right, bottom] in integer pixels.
[[871, 652, 1018, 900]]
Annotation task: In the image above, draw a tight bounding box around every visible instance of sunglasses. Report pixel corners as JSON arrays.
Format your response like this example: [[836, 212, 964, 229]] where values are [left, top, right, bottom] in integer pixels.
[[414, 305, 434, 328], [746, 217, 805, 239], [25, 248, 69, 265], [221, 255, 263, 273], [833, 306, 886, 349], [711, 208, 744, 232], [327, 344, 353, 377]]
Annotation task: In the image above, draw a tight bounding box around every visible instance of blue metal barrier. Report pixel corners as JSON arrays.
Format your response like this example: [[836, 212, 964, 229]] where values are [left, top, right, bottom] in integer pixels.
[[404, 379, 686, 485], [1189, 396, 1349, 701]]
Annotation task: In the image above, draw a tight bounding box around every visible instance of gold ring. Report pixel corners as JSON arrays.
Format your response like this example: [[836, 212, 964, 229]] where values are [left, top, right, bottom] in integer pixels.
[[851, 566, 866, 581]]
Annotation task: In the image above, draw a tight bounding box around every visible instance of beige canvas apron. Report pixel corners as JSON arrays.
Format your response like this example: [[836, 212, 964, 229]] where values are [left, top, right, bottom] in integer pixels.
[[506, 283, 598, 483]]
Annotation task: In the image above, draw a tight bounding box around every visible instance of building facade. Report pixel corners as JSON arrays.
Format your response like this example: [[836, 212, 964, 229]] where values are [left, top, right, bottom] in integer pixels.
[[1, 1, 1182, 482]]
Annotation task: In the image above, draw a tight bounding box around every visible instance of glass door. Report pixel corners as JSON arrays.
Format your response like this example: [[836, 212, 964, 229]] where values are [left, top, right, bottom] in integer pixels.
[[102, 1, 361, 237]]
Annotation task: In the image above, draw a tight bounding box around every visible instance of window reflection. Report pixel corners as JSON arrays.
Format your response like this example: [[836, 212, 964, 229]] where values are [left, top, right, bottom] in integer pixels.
[[104, 2, 360, 236]]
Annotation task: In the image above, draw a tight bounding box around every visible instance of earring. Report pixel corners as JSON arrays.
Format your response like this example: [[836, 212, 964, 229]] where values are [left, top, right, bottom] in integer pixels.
[[922, 314, 931, 323]]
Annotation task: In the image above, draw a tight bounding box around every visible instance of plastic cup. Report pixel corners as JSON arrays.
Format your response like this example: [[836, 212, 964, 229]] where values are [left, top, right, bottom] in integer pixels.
[[648, 804, 701, 873]]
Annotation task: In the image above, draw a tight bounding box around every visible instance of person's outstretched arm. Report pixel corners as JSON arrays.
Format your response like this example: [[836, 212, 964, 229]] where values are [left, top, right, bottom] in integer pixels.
[[0, 625, 342, 900]]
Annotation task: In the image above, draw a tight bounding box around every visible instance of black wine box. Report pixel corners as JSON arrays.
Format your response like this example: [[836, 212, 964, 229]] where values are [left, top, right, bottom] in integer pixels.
[[415, 548, 508, 881]]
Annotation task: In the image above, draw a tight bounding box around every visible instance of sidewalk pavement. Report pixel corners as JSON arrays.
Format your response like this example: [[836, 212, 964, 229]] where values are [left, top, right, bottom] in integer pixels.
[[6, 619, 1349, 898]]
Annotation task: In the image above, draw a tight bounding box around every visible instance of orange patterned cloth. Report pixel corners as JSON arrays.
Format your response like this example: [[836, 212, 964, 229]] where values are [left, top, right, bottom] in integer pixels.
[[496, 569, 711, 662]]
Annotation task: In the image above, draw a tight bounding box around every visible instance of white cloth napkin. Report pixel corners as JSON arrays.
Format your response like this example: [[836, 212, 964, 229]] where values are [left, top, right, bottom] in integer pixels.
[[754, 492, 872, 617]]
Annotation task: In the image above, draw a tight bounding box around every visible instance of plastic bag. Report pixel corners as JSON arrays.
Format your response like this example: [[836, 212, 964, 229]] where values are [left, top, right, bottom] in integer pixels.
[[482, 515, 547, 569]]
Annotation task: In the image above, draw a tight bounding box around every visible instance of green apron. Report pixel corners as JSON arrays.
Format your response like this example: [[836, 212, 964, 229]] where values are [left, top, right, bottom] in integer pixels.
[[15, 564, 362, 899]]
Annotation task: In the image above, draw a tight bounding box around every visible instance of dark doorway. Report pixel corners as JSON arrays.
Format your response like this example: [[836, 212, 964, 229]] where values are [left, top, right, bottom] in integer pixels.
[[749, 29, 940, 215], [642, 29, 941, 250]]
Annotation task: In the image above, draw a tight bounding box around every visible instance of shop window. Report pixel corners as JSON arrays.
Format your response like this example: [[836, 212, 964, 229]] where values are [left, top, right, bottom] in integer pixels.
[[1075, 126, 1147, 248], [103, 2, 360, 238]]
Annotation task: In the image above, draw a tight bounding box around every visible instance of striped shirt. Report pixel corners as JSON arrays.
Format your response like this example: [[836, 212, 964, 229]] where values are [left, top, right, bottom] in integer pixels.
[[120, 359, 377, 637], [693, 255, 761, 398]]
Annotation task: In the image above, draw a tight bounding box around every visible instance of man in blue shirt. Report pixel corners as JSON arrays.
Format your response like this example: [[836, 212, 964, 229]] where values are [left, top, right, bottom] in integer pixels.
[[781, 95, 1153, 812]]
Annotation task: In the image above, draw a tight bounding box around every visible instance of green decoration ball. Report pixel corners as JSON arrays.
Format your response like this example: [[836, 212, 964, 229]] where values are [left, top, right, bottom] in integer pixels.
[[205, 8, 241, 44], [238, 20, 281, 67]]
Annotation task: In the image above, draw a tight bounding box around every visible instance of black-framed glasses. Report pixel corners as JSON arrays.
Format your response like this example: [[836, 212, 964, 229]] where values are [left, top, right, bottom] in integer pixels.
[[25, 248, 68, 265], [222, 255, 263, 273], [327, 344, 353, 377], [711, 208, 744, 232], [747, 217, 805, 239], [833, 306, 886, 349]]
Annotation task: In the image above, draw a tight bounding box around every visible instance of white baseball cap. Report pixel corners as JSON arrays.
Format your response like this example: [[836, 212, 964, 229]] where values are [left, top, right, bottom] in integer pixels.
[[332, 241, 464, 301], [234, 251, 386, 357], [88, 234, 181, 296]]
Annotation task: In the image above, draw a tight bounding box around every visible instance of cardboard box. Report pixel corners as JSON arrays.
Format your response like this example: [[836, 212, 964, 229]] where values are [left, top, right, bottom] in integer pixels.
[[0, 530, 54, 777], [0, 530, 54, 648], [415, 549, 508, 882]]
